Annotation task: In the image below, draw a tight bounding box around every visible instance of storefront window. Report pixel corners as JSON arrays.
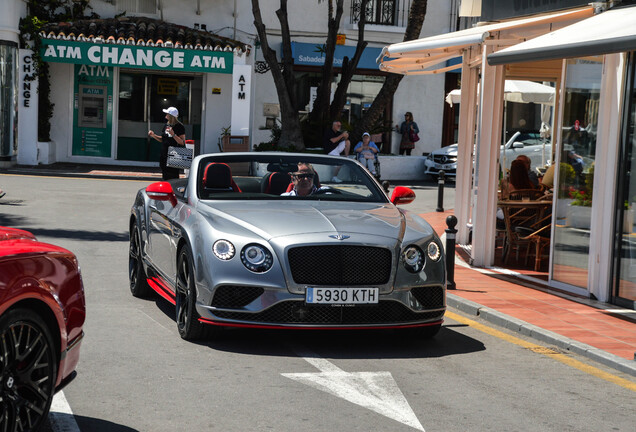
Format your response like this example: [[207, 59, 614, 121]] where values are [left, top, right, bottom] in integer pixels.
[[613, 54, 636, 306], [118, 72, 201, 162], [0, 43, 18, 158], [552, 58, 602, 290]]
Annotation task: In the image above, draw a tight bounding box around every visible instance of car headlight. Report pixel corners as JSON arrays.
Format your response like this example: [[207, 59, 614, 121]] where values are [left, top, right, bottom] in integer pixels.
[[427, 241, 441, 261], [213, 240, 235, 260], [241, 244, 273, 273], [402, 246, 424, 273]]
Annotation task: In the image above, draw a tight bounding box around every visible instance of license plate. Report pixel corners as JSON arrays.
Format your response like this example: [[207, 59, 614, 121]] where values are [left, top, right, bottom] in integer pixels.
[[435, 163, 454, 170], [306, 287, 379, 305]]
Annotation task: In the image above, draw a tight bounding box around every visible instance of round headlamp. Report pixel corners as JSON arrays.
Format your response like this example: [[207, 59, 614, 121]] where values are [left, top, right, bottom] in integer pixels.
[[402, 246, 424, 273], [213, 240, 235, 260], [427, 242, 441, 261], [241, 244, 273, 273]]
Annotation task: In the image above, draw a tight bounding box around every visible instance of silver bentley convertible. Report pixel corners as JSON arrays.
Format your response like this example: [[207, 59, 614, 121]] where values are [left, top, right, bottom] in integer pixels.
[[129, 152, 446, 340]]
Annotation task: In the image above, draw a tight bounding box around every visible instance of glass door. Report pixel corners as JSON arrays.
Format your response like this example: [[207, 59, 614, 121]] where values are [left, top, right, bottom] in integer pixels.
[[613, 54, 636, 308], [117, 72, 202, 162], [551, 58, 602, 291]]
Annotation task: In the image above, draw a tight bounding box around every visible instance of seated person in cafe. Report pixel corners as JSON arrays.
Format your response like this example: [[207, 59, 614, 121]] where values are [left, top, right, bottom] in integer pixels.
[[515, 155, 539, 187], [541, 163, 556, 189], [500, 159, 538, 199], [280, 163, 331, 197]]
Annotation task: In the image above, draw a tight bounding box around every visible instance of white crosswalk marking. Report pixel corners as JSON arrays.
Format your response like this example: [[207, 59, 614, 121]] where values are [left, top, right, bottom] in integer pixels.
[[49, 391, 81, 432]]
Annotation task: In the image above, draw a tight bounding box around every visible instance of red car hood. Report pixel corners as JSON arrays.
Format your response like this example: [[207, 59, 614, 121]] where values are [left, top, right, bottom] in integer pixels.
[[0, 227, 37, 241]]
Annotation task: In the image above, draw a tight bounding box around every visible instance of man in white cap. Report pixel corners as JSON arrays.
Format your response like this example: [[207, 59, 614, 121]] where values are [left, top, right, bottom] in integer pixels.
[[353, 132, 379, 176], [148, 106, 186, 180]]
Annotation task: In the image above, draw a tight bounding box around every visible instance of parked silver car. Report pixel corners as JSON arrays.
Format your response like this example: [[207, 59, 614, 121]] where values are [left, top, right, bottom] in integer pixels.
[[424, 132, 552, 179], [129, 153, 446, 341]]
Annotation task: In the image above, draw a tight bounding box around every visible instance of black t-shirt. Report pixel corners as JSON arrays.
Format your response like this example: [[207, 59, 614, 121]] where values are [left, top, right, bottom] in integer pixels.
[[323, 128, 341, 154], [162, 122, 186, 146]]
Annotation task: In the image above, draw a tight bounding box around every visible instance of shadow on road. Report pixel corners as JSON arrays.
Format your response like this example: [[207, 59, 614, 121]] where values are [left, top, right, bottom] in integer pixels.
[[0, 214, 128, 242], [206, 326, 485, 360], [44, 415, 139, 432]]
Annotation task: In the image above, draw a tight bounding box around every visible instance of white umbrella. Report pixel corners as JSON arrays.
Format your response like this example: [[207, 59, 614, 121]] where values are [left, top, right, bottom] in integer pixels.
[[445, 80, 555, 106]]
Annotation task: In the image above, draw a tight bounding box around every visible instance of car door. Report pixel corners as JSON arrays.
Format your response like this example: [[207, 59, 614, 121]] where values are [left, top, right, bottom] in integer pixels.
[[147, 199, 180, 284]]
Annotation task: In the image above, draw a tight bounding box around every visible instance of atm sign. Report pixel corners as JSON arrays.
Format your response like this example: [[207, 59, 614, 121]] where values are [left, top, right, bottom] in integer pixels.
[[83, 87, 104, 95]]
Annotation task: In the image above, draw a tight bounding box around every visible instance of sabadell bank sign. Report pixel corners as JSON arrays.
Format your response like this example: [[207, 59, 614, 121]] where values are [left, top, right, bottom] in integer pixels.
[[41, 39, 233, 74]]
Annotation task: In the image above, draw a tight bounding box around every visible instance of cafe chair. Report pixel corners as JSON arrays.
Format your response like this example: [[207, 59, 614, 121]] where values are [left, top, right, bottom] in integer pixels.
[[514, 214, 552, 271], [500, 200, 550, 266]]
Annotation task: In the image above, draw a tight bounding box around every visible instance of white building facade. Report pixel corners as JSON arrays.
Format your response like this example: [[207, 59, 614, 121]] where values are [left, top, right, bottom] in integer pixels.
[[2, 0, 455, 168]]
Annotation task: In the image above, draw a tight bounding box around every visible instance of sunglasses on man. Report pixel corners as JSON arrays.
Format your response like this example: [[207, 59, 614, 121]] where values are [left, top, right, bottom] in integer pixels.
[[293, 173, 314, 180]]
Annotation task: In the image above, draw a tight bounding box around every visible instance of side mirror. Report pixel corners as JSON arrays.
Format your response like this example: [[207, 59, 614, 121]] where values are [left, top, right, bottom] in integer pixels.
[[146, 182, 177, 207], [512, 142, 524, 149], [390, 186, 416, 205]]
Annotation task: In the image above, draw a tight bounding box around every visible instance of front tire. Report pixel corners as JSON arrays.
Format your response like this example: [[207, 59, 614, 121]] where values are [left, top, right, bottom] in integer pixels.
[[176, 247, 205, 340], [0, 308, 57, 431], [129, 223, 152, 298]]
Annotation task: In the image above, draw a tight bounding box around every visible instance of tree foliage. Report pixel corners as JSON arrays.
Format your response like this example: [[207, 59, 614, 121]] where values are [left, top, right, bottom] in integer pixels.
[[19, 0, 98, 141]]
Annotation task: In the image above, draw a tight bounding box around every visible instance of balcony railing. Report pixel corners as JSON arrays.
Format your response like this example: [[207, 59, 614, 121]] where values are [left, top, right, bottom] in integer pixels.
[[350, 0, 412, 28]]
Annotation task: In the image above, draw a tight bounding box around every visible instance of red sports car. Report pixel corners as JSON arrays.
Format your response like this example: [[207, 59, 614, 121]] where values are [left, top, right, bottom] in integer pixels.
[[0, 226, 86, 430]]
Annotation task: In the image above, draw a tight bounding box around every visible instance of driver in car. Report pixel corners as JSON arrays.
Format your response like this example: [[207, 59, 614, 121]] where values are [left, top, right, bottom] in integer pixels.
[[281, 163, 331, 197]]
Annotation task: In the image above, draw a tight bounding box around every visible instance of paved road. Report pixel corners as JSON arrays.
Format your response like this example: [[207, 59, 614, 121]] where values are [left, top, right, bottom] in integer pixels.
[[0, 174, 633, 432]]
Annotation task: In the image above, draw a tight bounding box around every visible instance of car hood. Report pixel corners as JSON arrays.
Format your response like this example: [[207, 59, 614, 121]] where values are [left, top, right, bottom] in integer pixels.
[[431, 144, 458, 157], [197, 200, 419, 241]]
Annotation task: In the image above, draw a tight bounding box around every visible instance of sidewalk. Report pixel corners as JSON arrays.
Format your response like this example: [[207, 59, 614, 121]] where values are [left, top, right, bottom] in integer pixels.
[[2, 163, 635, 376], [424, 210, 636, 377]]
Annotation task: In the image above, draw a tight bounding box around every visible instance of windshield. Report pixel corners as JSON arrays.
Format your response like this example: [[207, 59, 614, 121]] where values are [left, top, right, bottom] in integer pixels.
[[195, 153, 388, 203]]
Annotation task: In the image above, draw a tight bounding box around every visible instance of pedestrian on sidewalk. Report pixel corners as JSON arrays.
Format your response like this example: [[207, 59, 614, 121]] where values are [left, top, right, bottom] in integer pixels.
[[148, 106, 186, 180], [396, 112, 419, 156]]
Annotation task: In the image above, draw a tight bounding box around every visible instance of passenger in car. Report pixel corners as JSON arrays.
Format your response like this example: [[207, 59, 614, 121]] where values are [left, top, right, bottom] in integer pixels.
[[281, 163, 330, 197]]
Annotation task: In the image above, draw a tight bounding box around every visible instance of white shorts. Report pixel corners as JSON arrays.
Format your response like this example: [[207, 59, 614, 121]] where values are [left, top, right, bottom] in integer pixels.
[[328, 141, 347, 156]]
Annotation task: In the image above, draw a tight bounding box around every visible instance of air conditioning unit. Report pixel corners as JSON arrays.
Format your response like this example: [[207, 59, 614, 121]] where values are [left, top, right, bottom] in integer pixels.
[[263, 103, 280, 117]]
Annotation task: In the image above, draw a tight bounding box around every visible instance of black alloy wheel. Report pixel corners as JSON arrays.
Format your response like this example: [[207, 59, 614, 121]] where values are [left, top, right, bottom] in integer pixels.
[[0, 309, 57, 431], [176, 248, 205, 340], [129, 224, 152, 298]]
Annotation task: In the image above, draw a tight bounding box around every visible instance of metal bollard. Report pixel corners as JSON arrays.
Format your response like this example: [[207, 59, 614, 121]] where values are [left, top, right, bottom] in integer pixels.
[[445, 215, 457, 290], [436, 170, 445, 212]]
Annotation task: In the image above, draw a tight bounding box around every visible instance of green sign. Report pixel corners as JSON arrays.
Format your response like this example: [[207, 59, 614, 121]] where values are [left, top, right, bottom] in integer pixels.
[[41, 39, 233, 74], [73, 64, 113, 158]]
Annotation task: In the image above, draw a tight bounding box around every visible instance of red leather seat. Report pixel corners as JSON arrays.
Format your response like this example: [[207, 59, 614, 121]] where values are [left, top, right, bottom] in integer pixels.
[[202, 163, 241, 192]]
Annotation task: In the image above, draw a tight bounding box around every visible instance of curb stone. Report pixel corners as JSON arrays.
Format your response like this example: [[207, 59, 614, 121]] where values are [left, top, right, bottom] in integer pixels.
[[447, 294, 636, 377]]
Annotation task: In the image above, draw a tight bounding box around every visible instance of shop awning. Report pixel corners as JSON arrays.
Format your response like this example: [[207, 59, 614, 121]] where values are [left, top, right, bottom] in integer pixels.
[[377, 6, 594, 75], [445, 80, 555, 106], [488, 5, 636, 65]]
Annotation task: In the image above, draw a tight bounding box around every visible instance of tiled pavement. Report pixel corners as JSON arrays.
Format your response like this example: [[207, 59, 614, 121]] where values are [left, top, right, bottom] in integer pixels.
[[2, 163, 635, 376], [422, 210, 636, 376]]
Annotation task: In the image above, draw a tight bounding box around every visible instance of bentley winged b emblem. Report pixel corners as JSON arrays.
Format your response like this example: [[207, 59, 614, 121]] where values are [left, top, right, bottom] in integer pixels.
[[329, 234, 350, 240]]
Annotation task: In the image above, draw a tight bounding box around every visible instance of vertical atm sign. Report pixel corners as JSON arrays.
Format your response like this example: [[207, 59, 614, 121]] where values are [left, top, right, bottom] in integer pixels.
[[231, 64, 251, 136]]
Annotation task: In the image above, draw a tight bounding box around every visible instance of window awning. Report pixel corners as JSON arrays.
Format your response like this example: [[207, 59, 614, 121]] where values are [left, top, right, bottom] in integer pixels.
[[377, 6, 593, 75], [489, 5, 636, 65]]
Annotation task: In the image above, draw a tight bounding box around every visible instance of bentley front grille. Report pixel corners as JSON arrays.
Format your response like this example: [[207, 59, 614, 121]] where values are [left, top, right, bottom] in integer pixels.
[[211, 286, 265, 308], [213, 301, 443, 325], [288, 246, 392, 286]]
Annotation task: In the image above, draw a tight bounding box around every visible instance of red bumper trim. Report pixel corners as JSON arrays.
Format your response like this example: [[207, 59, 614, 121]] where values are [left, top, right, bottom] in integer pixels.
[[147, 277, 176, 305], [197, 318, 443, 330]]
